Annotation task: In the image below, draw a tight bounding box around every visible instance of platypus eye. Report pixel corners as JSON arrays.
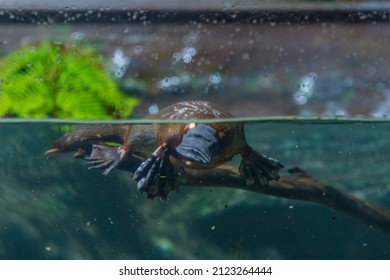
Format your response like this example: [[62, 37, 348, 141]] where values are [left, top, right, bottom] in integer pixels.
[[188, 122, 196, 129], [176, 123, 221, 164]]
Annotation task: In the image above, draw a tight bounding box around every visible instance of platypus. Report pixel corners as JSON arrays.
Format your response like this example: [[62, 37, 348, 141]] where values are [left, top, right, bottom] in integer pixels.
[[46, 101, 283, 200]]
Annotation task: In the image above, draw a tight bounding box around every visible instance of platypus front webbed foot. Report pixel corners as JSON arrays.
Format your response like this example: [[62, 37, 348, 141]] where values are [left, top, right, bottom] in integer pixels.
[[239, 147, 283, 187], [85, 144, 127, 175], [133, 144, 179, 200]]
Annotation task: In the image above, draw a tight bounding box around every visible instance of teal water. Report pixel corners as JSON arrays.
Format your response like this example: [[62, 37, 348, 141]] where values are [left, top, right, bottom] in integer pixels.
[[0, 119, 389, 259]]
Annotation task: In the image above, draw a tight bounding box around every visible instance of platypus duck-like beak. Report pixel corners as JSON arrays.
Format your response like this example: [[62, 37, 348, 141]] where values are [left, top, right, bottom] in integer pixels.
[[176, 123, 221, 164]]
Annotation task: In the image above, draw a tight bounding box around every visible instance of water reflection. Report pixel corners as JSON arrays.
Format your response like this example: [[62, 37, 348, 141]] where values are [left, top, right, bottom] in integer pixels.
[[1, 21, 390, 117]]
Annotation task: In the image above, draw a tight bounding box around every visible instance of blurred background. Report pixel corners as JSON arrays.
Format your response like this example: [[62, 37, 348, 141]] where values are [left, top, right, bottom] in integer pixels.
[[2, 0, 390, 118]]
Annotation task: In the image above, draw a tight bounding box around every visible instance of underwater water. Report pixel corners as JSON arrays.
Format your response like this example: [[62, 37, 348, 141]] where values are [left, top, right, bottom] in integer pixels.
[[0, 118, 389, 260]]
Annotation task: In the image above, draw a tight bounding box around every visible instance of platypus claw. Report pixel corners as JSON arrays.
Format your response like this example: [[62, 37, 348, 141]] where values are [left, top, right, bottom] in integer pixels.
[[85, 144, 126, 175], [239, 147, 283, 188], [133, 145, 178, 200]]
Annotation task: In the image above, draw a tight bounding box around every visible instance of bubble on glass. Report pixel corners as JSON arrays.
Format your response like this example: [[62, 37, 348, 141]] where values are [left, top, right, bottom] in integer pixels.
[[292, 92, 308, 105], [183, 30, 198, 45], [242, 53, 250, 60], [70, 31, 84, 41], [257, 74, 277, 90], [172, 47, 197, 64], [134, 45, 144, 55], [160, 78, 170, 88], [182, 54, 192, 64], [148, 103, 159, 114], [209, 73, 222, 85], [172, 52, 182, 63], [112, 48, 130, 68], [185, 47, 196, 57], [182, 47, 196, 63], [158, 76, 181, 89], [123, 27, 130, 34], [172, 76, 181, 85], [114, 67, 126, 79], [293, 72, 317, 105], [112, 49, 130, 79], [230, 13, 238, 19]]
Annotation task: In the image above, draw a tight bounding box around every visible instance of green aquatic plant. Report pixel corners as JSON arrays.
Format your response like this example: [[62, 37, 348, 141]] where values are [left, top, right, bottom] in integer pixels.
[[0, 41, 138, 119]]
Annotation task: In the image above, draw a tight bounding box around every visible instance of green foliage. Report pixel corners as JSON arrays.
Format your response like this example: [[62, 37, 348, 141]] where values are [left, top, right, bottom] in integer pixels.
[[0, 41, 139, 119]]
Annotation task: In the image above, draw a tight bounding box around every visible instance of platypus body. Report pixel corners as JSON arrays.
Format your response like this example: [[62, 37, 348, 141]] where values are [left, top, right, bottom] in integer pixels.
[[46, 101, 283, 200]]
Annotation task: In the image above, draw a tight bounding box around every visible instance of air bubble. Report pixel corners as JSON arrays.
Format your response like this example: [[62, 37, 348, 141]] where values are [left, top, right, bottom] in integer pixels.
[[134, 45, 143, 55], [293, 92, 308, 105], [209, 73, 221, 85], [158, 76, 181, 89], [293, 72, 317, 105], [148, 103, 159, 114], [70, 31, 84, 41]]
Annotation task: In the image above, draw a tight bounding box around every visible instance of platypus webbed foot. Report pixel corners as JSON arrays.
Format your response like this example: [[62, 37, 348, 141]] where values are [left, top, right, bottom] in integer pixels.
[[239, 147, 283, 187], [133, 145, 179, 200], [85, 144, 126, 175]]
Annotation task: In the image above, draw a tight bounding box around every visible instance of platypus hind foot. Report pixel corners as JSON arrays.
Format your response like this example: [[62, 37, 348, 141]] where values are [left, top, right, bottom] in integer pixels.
[[85, 144, 126, 175], [239, 147, 283, 187], [133, 144, 179, 200]]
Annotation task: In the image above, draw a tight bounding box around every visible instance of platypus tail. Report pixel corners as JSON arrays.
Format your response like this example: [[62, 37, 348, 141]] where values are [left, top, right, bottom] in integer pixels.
[[239, 146, 283, 187], [45, 125, 128, 154]]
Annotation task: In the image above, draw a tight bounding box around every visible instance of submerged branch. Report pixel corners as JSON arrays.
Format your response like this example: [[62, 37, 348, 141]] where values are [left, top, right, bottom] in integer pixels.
[[182, 166, 390, 233]]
